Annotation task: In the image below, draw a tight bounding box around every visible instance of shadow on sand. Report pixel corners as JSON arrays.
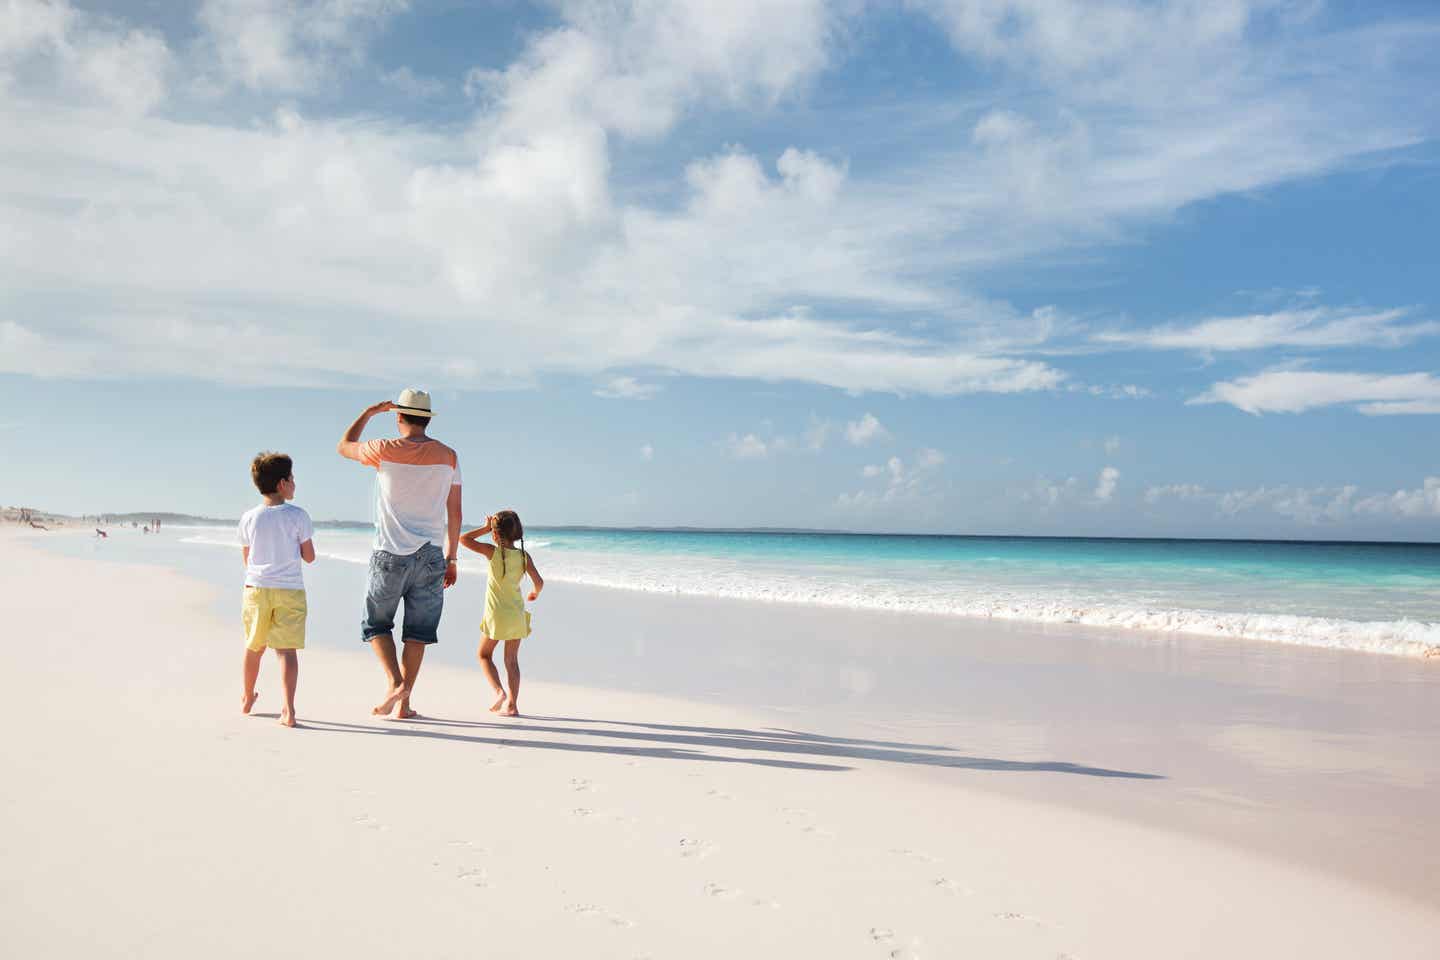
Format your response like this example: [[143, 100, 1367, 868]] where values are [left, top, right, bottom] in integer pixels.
[[295, 712, 1164, 780]]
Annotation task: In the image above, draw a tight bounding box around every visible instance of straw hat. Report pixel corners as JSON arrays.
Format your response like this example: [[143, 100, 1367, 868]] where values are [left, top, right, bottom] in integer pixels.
[[394, 387, 434, 418]]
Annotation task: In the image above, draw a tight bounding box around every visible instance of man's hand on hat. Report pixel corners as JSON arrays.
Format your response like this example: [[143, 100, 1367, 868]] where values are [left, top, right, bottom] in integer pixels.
[[367, 400, 396, 415]]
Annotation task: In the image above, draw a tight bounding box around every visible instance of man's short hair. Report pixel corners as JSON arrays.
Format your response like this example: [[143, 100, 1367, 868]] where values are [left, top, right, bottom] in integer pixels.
[[251, 452, 293, 495], [399, 412, 430, 427]]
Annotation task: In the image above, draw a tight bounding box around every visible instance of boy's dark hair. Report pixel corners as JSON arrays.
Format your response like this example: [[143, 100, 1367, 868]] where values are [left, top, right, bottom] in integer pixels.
[[493, 509, 526, 575], [251, 452, 293, 495], [399, 413, 430, 427]]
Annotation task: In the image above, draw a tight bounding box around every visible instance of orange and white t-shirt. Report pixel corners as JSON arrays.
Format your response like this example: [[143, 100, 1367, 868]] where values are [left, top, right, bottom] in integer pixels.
[[358, 438, 461, 556]]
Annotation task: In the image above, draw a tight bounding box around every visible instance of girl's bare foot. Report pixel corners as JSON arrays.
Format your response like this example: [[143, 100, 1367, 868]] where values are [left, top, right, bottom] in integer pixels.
[[489, 693, 507, 713], [500, 701, 519, 717], [397, 707, 421, 719], [279, 708, 296, 727], [242, 691, 259, 714], [372, 685, 405, 716]]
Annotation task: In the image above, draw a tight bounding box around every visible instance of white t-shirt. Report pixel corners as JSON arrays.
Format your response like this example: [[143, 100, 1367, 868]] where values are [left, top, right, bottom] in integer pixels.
[[357, 438, 461, 556], [238, 503, 314, 590]]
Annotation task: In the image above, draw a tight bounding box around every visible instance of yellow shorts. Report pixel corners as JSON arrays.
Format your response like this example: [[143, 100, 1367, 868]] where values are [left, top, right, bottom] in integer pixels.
[[242, 586, 307, 651]]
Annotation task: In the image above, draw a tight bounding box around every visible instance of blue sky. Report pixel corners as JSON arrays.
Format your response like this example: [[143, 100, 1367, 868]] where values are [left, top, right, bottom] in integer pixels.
[[2, 0, 1439, 538]]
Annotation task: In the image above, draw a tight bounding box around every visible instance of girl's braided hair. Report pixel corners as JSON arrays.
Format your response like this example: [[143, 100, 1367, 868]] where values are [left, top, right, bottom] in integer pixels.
[[493, 509, 527, 576]]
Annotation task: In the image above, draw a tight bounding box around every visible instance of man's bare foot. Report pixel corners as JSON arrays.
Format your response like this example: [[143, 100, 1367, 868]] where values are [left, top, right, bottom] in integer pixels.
[[279, 709, 296, 728], [500, 701, 519, 717], [242, 691, 259, 714], [489, 693, 507, 713], [372, 685, 405, 717]]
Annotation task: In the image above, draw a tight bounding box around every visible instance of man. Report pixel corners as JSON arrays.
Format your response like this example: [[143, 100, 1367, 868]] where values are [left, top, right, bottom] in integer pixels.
[[338, 389, 462, 718]]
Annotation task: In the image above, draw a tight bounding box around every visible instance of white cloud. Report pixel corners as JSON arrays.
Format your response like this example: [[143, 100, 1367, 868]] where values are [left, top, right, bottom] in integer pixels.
[[1192, 369, 1440, 415], [802, 416, 832, 452], [726, 433, 768, 459], [845, 412, 888, 446], [196, 0, 409, 93], [1355, 477, 1440, 518], [1095, 307, 1435, 352], [1020, 475, 1081, 510], [842, 448, 945, 508], [1, 1, 1436, 402], [1094, 465, 1120, 502], [594, 375, 661, 399], [1145, 476, 1440, 523], [639, 443, 654, 461]]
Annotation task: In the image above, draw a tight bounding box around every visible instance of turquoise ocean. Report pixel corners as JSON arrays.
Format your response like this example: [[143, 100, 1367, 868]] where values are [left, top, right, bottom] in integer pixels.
[[169, 525, 1440, 659]]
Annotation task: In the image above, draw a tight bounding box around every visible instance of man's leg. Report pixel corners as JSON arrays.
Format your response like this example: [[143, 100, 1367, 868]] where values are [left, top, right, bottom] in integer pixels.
[[397, 641, 426, 717], [370, 636, 406, 716], [363, 551, 406, 716]]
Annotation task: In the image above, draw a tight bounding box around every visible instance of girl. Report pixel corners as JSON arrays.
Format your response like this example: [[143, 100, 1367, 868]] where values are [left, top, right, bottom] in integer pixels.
[[459, 510, 543, 717]]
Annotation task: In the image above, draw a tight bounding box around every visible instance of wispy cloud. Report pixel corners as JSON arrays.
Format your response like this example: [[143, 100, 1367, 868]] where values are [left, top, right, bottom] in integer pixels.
[[1192, 369, 1440, 415], [1094, 307, 1435, 353], [594, 376, 661, 400]]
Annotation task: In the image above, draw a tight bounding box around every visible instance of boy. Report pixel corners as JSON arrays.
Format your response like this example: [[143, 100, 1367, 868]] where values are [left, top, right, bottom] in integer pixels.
[[239, 452, 316, 727]]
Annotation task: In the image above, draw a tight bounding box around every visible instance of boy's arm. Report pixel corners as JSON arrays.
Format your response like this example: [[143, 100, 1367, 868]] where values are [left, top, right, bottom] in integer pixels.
[[299, 539, 316, 563], [242, 546, 250, 567], [336, 401, 394, 461], [525, 554, 544, 601]]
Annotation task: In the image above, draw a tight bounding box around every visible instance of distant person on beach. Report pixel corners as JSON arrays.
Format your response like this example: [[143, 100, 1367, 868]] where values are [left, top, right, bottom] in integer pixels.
[[238, 452, 315, 728], [459, 510, 543, 717], [338, 389, 462, 719]]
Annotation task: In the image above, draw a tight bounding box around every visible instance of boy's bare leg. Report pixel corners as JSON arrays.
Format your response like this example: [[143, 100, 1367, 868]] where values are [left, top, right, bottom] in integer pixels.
[[242, 648, 264, 713], [370, 635, 406, 716], [276, 649, 298, 727], [396, 640, 426, 718], [478, 636, 506, 711], [500, 639, 522, 717]]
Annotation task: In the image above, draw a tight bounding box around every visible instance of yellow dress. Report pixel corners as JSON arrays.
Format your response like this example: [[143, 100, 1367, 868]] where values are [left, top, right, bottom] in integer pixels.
[[481, 546, 532, 640]]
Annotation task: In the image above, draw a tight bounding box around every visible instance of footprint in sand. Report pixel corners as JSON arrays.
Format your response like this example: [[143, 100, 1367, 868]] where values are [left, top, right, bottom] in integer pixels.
[[678, 838, 717, 860], [570, 778, 595, 792], [932, 878, 972, 896], [703, 882, 742, 901], [567, 904, 636, 928], [869, 927, 895, 944], [891, 847, 940, 864], [353, 814, 384, 830], [706, 788, 733, 800], [456, 867, 489, 888], [572, 807, 594, 818]]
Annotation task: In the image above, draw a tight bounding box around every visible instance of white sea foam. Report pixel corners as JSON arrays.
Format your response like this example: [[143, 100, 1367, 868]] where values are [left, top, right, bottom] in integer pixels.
[[178, 533, 1440, 659]]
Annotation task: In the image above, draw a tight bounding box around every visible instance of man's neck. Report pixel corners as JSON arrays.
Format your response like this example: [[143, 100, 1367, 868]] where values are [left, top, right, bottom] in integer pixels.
[[397, 424, 429, 440], [262, 495, 286, 507]]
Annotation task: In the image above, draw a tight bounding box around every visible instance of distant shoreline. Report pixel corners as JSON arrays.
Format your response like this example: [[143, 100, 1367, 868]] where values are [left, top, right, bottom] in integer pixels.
[[9, 507, 1439, 547]]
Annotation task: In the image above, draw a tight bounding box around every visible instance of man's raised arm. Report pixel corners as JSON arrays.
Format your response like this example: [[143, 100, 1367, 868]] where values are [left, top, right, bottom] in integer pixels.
[[337, 401, 394, 461]]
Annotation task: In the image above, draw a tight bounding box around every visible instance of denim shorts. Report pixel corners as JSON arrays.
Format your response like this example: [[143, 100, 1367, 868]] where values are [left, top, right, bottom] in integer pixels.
[[362, 543, 446, 645]]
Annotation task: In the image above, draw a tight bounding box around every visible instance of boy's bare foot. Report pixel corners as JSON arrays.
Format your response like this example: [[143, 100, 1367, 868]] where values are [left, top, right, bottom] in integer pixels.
[[242, 691, 259, 714], [372, 685, 405, 717], [500, 702, 519, 717], [279, 709, 296, 728], [489, 693, 507, 713]]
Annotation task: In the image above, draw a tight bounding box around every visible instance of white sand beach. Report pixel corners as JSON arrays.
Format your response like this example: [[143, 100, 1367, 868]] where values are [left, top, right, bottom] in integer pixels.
[[2, 528, 1438, 959]]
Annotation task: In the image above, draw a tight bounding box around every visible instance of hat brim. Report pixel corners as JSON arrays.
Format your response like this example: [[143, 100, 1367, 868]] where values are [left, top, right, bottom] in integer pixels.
[[393, 405, 434, 417]]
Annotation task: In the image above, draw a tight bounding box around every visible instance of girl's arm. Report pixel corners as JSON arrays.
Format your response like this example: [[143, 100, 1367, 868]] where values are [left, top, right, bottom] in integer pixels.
[[525, 554, 544, 601], [459, 519, 495, 558]]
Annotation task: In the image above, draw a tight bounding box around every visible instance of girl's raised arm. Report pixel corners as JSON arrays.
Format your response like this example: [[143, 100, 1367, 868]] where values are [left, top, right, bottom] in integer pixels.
[[459, 517, 496, 558]]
